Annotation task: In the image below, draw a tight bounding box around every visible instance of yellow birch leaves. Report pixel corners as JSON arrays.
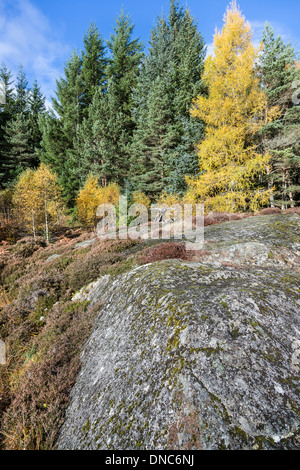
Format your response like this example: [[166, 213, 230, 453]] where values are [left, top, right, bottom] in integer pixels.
[[13, 164, 63, 240], [76, 176, 120, 229]]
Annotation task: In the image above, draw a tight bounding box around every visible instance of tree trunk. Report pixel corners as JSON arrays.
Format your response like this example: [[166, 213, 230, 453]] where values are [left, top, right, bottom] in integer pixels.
[[281, 170, 287, 210], [268, 174, 275, 208], [287, 172, 295, 208], [32, 214, 36, 240], [45, 198, 49, 244]]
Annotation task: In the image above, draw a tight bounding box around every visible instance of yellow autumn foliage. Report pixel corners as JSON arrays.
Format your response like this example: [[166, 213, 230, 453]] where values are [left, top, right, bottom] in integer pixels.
[[76, 176, 120, 228], [131, 191, 151, 209], [155, 191, 182, 207], [186, 1, 275, 212], [13, 164, 63, 240]]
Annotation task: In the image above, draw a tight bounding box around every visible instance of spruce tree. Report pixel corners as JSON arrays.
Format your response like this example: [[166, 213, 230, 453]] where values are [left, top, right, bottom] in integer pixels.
[[0, 64, 15, 121], [79, 11, 143, 187], [1, 66, 45, 187], [3, 112, 35, 182], [52, 50, 84, 143], [28, 80, 46, 165], [40, 51, 85, 204], [105, 10, 143, 184], [131, 67, 178, 196], [15, 65, 29, 115], [0, 64, 15, 187], [130, 0, 206, 197], [81, 22, 107, 113], [39, 112, 71, 194], [166, 116, 204, 196], [259, 23, 300, 208], [78, 89, 114, 186], [166, 6, 207, 194], [106, 10, 144, 128]]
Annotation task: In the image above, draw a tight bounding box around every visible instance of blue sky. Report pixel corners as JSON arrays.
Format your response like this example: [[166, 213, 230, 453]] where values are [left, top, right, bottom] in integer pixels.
[[0, 0, 299, 106]]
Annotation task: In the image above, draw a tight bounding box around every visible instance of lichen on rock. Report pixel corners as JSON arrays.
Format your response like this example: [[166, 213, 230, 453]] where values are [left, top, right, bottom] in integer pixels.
[[57, 214, 300, 450]]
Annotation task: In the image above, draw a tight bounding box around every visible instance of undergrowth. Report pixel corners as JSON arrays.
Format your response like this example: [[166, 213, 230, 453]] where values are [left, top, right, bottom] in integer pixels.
[[0, 208, 299, 449], [0, 231, 189, 449]]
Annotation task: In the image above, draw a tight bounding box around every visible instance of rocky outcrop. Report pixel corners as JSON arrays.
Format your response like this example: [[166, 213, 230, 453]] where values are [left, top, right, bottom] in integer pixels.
[[57, 214, 300, 450], [195, 212, 300, 271]]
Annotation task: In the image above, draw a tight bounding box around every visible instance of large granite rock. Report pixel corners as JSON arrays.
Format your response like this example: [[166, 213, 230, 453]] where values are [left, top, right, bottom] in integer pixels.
[[57, 214, 300, 450]]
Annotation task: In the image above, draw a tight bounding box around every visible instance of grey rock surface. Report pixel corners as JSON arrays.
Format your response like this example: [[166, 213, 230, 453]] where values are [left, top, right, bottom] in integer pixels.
[[199, 213, 300, 271], [57, 214, 300, 450], [45, 254, 61, 262], [74, 238, 96, 249]]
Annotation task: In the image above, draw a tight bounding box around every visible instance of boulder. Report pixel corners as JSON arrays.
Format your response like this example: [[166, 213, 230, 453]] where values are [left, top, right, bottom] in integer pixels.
[[57, 214, 300, 450]]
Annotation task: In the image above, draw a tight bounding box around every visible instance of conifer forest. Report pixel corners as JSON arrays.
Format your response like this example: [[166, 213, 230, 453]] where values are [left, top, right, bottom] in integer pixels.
[[0, 0, 299, 239]]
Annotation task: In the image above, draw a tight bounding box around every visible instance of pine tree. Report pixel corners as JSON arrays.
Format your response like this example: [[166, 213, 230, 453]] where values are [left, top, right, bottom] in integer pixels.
[[259, 23, 300, 208], [15, 65, 29, 115], [28, 80, 46, 164], [40, 51, 85, 204], [186, 1, 272, 212], [3, 112, 36, 182], [105, 10, 143, 183], [0, 64, 15, 187], [106, 10, 143, 126], [39, 112, 73, 202], [0, 64, 15, 121], [130, 0, 206, 197], [166, 116, 204, 196], [79, 11, 143, 187], [166, 6, 207, 194], [78, 89, 113, 186], [52, 50, 84, 142], [131, 70, 178, 195], [81, 22, 107, 113]]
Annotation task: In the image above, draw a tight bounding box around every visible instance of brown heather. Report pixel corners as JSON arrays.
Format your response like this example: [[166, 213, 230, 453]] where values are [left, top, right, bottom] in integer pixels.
[[1, 207, 300, 449]]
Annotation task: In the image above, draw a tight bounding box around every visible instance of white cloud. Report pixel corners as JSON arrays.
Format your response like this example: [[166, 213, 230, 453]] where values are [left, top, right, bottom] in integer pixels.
[[205, 42, 214, 58], [205, 18, 300, 59], [250, 19, 300, 51], [0, 0, 70, 105]]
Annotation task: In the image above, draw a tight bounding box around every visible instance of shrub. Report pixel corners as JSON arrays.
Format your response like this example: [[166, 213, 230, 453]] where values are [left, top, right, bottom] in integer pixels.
[[256, 207, 282, 215], [155, 191, 182, 206], [76, 176, 120, 229], [1, 300, 101, 450], [11, 237, 46, 258], [138, 242, 188, 264], [283, 207, 300, 214], [203, 212, 250, 226], [131, 191, 151, 209]]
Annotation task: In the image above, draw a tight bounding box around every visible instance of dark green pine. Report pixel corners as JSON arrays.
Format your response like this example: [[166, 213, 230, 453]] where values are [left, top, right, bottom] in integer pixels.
[[259, 23, 300, 208], [79, 10, 143, 188], [81, 22, 107, 114], [130, 1, 206, 196], [0, 64, 16, 187], [28, 80, 46, 165], [3, 112, 35, 182], [40, 50, 85, 204], [15, 65, 29, 115]]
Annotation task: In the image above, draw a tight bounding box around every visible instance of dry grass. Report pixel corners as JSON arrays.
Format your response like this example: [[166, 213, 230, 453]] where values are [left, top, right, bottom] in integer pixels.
[[1, 300, 101, 450], [0, 235, 140, 449], [203, 211, 251, 226], [256, 207, 282, 215], [283, 207, 300, 215], [0, 205, 299, 449]]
